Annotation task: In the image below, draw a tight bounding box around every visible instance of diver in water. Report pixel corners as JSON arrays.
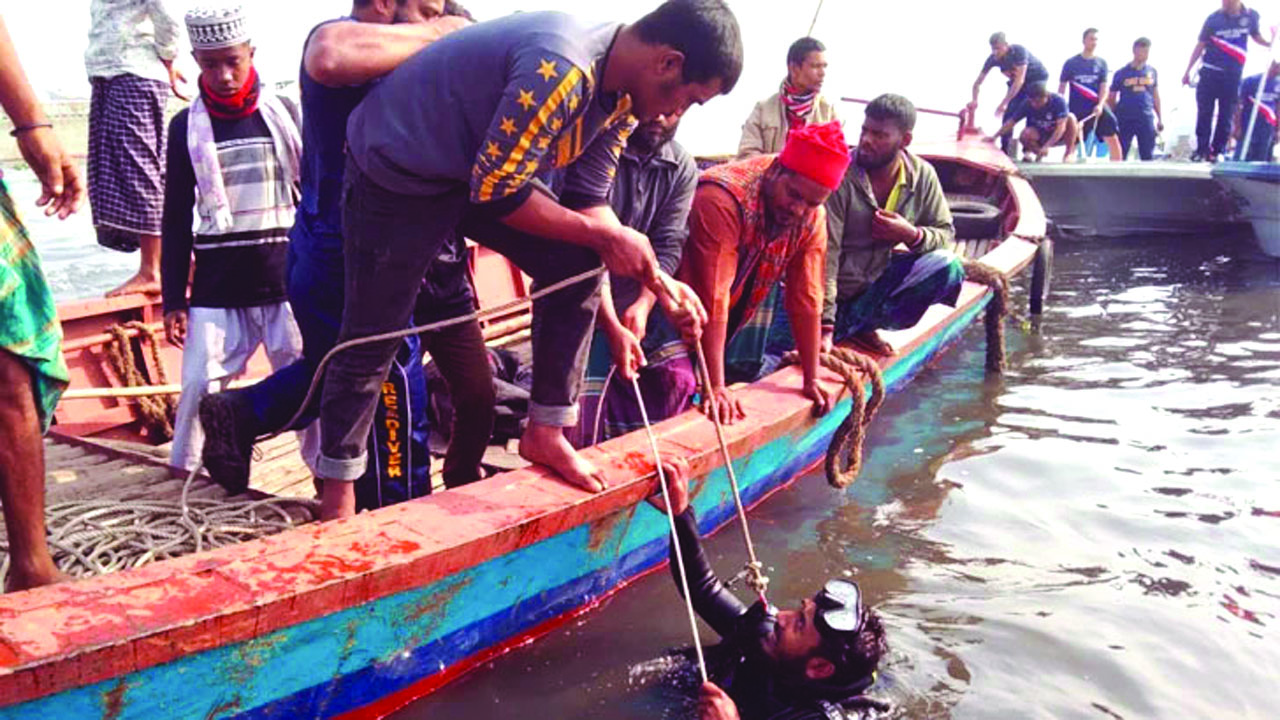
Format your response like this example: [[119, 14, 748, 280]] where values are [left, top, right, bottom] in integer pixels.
[[651, 463, 889, 719]]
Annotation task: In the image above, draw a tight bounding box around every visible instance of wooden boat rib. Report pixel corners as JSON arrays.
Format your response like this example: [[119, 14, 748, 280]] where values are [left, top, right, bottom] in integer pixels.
[[0, 134, 1045, 719]]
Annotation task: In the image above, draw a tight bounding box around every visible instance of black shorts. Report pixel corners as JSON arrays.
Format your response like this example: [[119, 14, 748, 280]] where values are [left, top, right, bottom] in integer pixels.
[[1080, 107, 1118, 138]]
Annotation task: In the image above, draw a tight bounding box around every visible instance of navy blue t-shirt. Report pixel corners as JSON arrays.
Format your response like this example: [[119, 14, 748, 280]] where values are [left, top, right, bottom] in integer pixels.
[[1240, 73, 1280, 127], [1060, 54, 1109, 116], [1010, 93, 1069, 134], [1110, 64, 1159, 120], [293, 18, 371, 253], [1199, 6, 1262, 76], [983, 44, 1050, 88]]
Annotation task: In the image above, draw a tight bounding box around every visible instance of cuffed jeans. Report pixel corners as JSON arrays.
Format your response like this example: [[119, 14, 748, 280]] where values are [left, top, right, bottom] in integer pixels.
[[316, 161, 602, 481], [1196, 68, 1240, 156]]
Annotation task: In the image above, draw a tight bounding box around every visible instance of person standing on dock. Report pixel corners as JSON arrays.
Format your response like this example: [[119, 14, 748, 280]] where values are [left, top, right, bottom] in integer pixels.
[[1233, 60, 1280, 161], [1109, 38, 1165, 161], [569, 111, 700, 447], [0, 14, 85, 591], [85, 0, 185, 297], [198, 1, 477, 503], [161, 6, 312, 473], [968, 32, 1050, 156], [1059, 28, 1124, 162], [671, 122, 848, 425], [989, 82, 1081, 163], [737, 37, 839, 158], [316, 1, 736, 517], [1183, 0, 1272, 162]]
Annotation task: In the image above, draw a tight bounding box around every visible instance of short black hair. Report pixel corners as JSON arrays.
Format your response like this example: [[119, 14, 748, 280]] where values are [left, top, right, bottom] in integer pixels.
[[633, 0, 743, 93], [1083, 27, 1098, 41], [787, 37, 825, 67], [1026, 81, 1049, 98], [989, 31, 1007, 47], [865, 93, 917, 133], [1134, 36, 1152, 49]]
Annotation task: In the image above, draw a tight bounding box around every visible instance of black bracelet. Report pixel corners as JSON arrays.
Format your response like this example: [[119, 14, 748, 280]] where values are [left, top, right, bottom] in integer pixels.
[[9, 123, 53, 137]]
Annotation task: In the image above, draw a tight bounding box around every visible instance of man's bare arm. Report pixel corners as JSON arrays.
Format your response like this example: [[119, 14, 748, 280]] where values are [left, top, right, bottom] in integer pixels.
[[969, 68, 991, 106], [1183, 43, 1205, 85], [304, 15, 470, 87], [1044, 117, 1067, 149]]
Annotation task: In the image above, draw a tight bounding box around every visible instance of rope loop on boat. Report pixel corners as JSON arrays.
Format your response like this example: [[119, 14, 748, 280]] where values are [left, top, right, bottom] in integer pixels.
[[780, 348, 885, 489], [104, 321, 177, 440], [961, 259, 1016, 373]]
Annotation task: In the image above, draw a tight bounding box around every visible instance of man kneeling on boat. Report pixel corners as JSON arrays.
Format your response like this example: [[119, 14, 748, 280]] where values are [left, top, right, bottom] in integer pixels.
[[651, 462, 890, 720], [768, 95, 961, 359], [657, 122, 848, 426], [988, 82, 1080, 163]]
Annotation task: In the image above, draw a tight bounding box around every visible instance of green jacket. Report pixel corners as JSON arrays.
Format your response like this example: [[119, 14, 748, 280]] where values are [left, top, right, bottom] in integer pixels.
[[822, 149, 955, 326]]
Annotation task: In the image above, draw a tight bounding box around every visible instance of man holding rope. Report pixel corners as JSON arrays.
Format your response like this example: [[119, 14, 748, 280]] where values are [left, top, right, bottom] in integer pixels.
[[316, 1, 736, 517]]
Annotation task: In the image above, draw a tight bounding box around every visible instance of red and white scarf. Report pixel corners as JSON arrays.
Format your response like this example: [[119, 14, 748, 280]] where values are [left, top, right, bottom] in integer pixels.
[[780, 80, 817, 129]]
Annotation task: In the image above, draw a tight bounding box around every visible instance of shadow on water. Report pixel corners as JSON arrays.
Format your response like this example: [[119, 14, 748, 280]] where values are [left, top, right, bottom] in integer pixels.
[[402, 235, 1280, 719]]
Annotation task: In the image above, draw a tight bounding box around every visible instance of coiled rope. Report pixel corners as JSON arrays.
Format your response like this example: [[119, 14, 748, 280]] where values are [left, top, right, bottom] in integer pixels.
[[962, 259, 1015, 372], [780, 348, 885, 489], [104, 321, 177, 440]]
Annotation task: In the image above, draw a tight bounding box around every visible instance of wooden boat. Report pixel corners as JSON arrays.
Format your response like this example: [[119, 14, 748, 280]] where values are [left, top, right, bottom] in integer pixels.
[[0, 119, 1046, 718], [1211, 161, 1280, 258]]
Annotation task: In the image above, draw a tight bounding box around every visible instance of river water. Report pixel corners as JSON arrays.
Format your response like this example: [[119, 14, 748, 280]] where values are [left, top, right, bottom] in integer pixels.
[[403, 236, 1280, 719]]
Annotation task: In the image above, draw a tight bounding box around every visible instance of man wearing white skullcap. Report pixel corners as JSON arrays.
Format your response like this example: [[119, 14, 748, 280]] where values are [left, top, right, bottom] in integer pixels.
[[161, 4, 315, 476]]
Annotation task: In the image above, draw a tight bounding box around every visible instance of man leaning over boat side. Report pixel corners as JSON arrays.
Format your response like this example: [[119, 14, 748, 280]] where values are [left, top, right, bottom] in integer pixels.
[[315, 1, 736, 517], [161, 6, 315, 473], [968, 32, 1051, 157], [197, 1, 478, 503], [659, 122, 848, 426], [1059, 27, 1124, 162], [1233, 60, 1280, 161], [567, 110, 700, 447], [0, 14, 85, 591], [85, 0, 185, 298], [1109, 38, 1165, 161], [737, 37, 838, 159], [1182, 0, 1272, 162], [771, 94, 961, 361], [988, 82, 1081, 163]]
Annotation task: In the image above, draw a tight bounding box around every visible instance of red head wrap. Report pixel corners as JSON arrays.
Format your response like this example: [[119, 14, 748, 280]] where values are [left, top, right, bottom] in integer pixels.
[[778, 121, 850, 190]]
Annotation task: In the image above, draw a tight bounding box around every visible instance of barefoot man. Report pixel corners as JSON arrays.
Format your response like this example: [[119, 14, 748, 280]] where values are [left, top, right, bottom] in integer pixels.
[[316, 1, 741, 516]]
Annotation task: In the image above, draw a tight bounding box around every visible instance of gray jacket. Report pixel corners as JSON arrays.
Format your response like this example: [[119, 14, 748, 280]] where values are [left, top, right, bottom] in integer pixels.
[[823, 149, 955, 326]]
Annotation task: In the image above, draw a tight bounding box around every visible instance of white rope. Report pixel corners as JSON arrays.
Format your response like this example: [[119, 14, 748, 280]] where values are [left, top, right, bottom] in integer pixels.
[[631, 377, 708, 683]]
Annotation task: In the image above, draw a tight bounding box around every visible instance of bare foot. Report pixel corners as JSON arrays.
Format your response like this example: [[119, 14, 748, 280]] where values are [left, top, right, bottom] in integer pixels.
[[106, 270, 161, 297], [5, 558, 71, 593], [319, 478, 356, 521], [519, 423, 607, 493], [849, 329, 893, 357]]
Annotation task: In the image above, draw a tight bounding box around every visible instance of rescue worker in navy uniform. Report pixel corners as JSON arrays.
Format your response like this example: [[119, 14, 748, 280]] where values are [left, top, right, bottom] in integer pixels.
[[651, 462, 890, 720], [1182, 0, 1273, 162]]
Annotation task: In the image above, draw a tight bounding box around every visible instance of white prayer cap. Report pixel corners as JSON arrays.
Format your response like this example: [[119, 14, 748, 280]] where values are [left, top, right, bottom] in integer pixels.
[[185, 4, 251, 50]]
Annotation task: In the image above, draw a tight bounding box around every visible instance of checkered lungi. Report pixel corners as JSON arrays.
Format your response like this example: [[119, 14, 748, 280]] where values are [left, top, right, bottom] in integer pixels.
[[87, 73, 168, 252]]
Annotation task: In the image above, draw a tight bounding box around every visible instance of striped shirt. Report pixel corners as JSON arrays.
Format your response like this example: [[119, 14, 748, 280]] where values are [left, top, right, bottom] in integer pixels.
[[346, 12, 636, 210]]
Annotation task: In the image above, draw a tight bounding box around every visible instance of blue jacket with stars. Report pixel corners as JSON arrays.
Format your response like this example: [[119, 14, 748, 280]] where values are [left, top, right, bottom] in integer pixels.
[[346, 11, 636, 211]]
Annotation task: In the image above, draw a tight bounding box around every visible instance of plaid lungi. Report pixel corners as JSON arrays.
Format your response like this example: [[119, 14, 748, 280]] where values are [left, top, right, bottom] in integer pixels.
[[0, 179, 70, 433], [88, 74, 168, 252]]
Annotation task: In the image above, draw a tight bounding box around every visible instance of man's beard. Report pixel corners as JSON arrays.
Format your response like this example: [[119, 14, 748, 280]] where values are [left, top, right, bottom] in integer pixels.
[[856, 147, 898, 170]]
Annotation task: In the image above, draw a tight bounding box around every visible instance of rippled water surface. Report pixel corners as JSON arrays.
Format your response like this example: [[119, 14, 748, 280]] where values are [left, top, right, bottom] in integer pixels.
[[403, 236, 1280, 719]]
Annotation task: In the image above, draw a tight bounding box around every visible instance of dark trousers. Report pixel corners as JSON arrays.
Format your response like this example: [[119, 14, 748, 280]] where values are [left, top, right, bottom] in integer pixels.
[[421, 319, 494, 488], [316, 161, 602, 481], [1118, 115, 1157, 160], [998, 88, 1029, 156], [1196, 68, 1240, 156], [1239, 122, 1278, 161]]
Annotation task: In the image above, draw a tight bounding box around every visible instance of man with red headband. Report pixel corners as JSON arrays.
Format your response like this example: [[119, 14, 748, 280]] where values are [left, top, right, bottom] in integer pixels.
[[674, 121, 848, 424], [161, 5, 313, 472]]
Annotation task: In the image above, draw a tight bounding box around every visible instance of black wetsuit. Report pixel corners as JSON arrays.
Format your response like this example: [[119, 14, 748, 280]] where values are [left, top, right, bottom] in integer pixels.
[[670, 509, 879, 720]]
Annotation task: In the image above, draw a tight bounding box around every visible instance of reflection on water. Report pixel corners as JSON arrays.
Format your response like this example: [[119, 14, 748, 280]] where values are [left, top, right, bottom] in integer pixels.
[[401, 236, 1280, 719], [2, 166, 134, 303]]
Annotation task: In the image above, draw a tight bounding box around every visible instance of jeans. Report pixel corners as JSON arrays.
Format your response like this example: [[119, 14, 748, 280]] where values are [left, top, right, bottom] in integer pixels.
[[420, 319, 494, 488], [999, 88, 1030, 156], [1118, 115, 1157, 161], [1196, 68, 1240, 156], [315, 160, 602, 481]]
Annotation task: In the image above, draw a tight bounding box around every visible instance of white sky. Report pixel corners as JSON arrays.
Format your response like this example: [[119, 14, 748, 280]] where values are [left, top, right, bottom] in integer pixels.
[[5, 0, 1279, 154]]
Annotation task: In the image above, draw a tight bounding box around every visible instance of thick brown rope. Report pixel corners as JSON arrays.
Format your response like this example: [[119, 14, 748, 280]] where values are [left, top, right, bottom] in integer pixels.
[[962, 259, 1013, 373], [103, 322, 177, 440], [780, 347, 885, 488]]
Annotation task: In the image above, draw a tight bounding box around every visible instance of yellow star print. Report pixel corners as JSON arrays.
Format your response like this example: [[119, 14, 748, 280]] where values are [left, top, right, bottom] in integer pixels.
[[536, 136, 551, 150], [524, 160, 539, 175], [485, 141, 502, 159], [499, 117, 517, 136], [568, 93, 580, 112], [549, 116, 563, 132], [537, 59, 558, 82], [517, 89, 537, 111]]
